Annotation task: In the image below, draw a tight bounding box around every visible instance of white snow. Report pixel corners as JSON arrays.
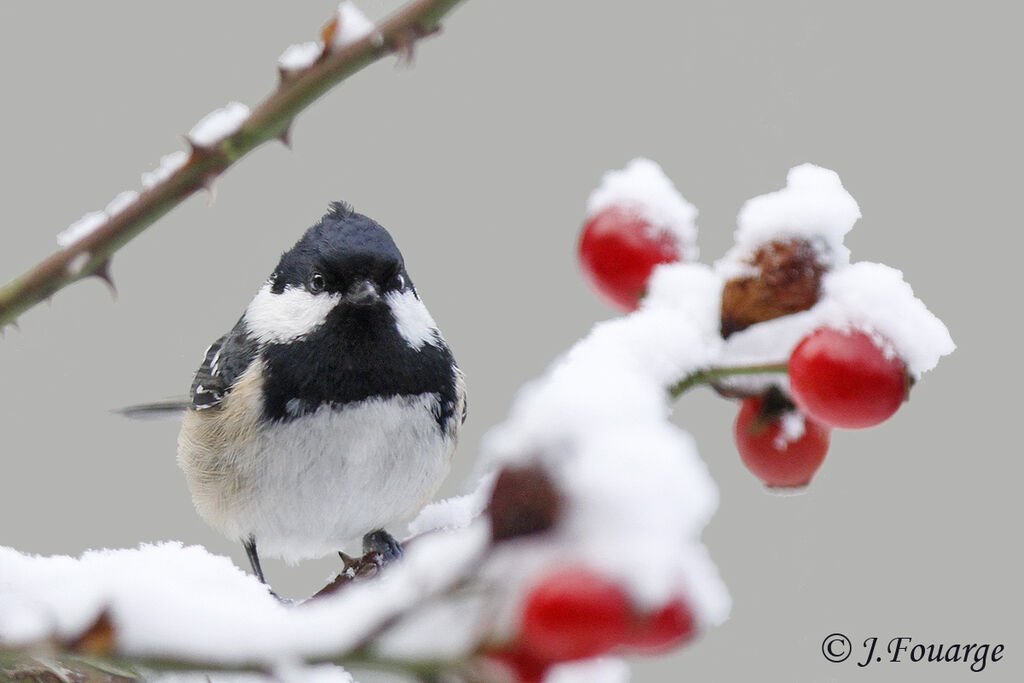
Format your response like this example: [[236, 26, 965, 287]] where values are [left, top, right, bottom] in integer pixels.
[[105, 190, 139, 217], [188, 102, 250, 148], [774, 410, 806, 449], [373, 592, 490, 661], [277, 3, 373, 72], [331, 2, 375, 49], [0, 525, 489, 667], [56, 150, 186, 250], [717, 163, 860, 278], [586, 158, 699, 260], [142, 151, 189, 189], [279, 41, 323, 72], [56, 211, 106, 248], [56, 192, 138, 249], [715, 164, 953, 394], [716, 261, 952, 388], [547, 658, 631, 683], [407, 474, 494, 536], [815, 262, 955, 377], [477, 262, 730, 622]]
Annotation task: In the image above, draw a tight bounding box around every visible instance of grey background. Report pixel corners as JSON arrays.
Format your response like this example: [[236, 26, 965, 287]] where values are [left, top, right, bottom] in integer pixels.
[[0, 1, 1019, 681]]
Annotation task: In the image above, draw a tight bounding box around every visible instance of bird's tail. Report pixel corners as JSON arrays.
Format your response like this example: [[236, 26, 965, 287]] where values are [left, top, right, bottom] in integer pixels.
[[113, 399, 190, 421]]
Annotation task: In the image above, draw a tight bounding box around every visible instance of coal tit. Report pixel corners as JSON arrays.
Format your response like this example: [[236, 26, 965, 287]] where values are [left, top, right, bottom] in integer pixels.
[[176, 202, 465, 583]]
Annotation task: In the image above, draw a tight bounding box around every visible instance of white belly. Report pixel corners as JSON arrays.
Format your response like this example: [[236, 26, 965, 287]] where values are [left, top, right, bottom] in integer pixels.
[[181, 393, 456, 563]]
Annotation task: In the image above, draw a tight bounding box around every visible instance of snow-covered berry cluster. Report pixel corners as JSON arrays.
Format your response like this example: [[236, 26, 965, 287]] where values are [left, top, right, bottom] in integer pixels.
[[577, 159, 953, 490]]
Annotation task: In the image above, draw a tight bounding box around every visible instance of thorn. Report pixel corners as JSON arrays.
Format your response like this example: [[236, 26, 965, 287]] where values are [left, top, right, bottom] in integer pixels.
[[392, 29, 416, 66], [276, 66, 305, 88], [321, 16, 339, 47], [66, 610, 116, 656], [277, 124, 292, 149], [418, 23, 443, 40], [339, 551, 357, 566], [95, 260, 117, 299], [199, 174, 218, 206]]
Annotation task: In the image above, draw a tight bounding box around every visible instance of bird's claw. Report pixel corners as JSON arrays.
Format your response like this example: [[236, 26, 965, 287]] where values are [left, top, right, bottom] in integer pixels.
[[362, 529, 404, 563]]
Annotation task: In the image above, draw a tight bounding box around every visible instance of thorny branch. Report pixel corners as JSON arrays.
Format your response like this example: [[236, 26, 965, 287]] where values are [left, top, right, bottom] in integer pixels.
[[0, 0, 469, 329], [0, 464, 568, 681], [0, 541, 492, 681]]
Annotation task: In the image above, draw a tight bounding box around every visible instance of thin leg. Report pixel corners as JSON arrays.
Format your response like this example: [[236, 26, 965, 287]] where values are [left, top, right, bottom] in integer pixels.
[[243, 535, 266, 584], [362, 529, 403, 563]]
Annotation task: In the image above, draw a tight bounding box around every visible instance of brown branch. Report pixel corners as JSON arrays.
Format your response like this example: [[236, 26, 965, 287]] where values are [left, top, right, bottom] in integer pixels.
[[0, 0, 469, 328]]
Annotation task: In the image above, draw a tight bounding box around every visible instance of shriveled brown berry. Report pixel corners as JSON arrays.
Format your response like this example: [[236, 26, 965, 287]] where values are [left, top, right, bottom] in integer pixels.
[[720, 238, 828, 338], [487, 464, 563, 542]]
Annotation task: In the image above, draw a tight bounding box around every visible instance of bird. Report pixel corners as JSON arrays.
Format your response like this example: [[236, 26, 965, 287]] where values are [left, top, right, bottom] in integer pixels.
[[171, 202, 465, 584]]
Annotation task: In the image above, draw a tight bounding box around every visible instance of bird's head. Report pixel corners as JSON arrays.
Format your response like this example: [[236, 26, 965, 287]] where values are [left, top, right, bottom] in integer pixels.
[[274, 202, 411, 305], [243, 202, 423, 345]]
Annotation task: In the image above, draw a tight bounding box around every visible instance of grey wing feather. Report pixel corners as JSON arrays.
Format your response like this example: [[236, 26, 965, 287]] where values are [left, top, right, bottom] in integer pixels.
[[190, 318, 258, 410], [114, 400, 190, 420]]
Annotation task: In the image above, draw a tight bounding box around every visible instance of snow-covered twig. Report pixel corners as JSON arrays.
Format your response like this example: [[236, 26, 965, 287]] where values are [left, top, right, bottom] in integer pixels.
[[667, 361, 789, 398], [0, 0, 469, 329]]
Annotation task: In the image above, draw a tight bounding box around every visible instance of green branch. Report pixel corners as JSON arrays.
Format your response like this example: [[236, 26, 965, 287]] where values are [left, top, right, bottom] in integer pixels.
[[668, 362, 789, 398], [0, 0, 469, 328]]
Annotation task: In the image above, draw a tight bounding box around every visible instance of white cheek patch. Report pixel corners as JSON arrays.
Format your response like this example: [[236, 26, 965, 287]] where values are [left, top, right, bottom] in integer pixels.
[[244, 282, 340, 344], [386, 289, 442, 350]]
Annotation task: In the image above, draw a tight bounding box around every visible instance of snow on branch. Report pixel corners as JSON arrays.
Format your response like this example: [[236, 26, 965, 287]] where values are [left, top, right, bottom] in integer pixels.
[[0, 0, 469, 329]]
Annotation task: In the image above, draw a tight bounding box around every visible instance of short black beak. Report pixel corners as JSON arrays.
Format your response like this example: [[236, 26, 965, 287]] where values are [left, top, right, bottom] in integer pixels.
[[345, 279, 380, 306]]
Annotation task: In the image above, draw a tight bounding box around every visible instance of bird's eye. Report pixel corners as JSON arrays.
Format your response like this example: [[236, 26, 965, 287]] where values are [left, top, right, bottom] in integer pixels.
[[308, 272, 326, 293], [393, 273, 405, 290]]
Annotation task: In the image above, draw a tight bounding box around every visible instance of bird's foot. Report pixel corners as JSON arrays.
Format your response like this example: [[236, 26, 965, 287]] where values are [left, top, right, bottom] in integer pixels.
[[362, 529, 404, 564], [337, 551, 376, 580], [311, 532, 406, 600]]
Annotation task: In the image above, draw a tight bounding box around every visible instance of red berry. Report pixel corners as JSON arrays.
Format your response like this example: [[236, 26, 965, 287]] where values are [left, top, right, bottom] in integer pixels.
[[623, 598, 698, 653], [734, 396, 831, 488], [519, 567, 632, 662], [789, 328, 909, 429], [484, 647, 551, 683], [578, 205, 681, 311]]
